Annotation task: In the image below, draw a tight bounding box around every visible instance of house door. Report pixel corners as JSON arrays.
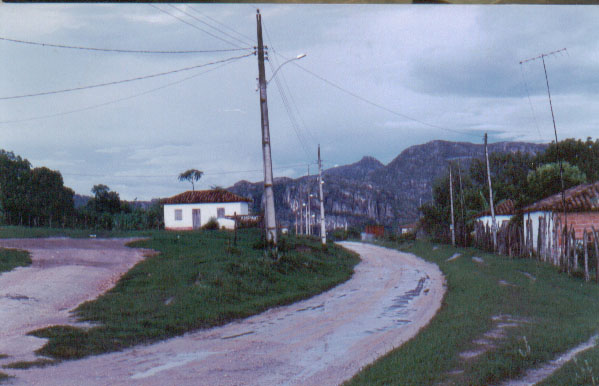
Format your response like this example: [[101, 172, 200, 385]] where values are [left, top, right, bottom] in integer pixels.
[[192, 209, 201, 230]]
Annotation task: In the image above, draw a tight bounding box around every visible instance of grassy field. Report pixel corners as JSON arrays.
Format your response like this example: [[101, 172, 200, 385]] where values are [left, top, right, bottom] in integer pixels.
[[26, 229, 359, 361], [346, 240, 599, 385], [0, 225, 156, 239]]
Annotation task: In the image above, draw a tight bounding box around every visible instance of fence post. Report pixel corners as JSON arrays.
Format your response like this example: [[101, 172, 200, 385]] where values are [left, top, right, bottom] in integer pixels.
[[592, 226, 599, 284], [584, 228, 589, 282]]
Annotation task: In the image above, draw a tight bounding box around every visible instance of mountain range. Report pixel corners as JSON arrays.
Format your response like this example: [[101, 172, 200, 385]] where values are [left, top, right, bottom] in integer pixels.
[[228, 140, 548, 229]]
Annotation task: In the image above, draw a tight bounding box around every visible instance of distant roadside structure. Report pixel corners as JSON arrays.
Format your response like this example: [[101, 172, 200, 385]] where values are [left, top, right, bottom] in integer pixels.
[[162, 190, 251, 231], [361, 225, 385, 241], [399, 223, 418, 235]]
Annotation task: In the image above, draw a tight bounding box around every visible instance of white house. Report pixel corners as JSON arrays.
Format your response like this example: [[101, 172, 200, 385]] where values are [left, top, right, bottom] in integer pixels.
[[163, 190, 251, 231], [475, 199, 515, 228], [522, 181, 599, 252]]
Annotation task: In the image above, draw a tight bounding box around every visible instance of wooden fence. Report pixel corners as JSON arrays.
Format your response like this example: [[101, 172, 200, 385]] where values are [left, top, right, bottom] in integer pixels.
[[474, 219, 599, 283]]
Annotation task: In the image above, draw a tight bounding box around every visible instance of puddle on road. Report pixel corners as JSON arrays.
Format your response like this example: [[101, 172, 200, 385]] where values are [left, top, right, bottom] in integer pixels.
[[130, 351, 217, 379]]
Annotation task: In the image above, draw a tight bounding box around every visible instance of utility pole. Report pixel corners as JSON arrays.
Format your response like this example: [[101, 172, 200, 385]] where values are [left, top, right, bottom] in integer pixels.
[[449, 165, 456, 247], [520, 48, 568, 252], [484, 133, 497, 251], [318, 145, 326, 245], [256, 10, 277, 250], [457, 159, 466, 247]]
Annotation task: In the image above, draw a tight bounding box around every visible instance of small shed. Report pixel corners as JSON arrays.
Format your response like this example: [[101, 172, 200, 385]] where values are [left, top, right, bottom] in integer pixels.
[[163, 190, 251, 231], [399, 223, 418, 234], [522, 181, 599, 251]]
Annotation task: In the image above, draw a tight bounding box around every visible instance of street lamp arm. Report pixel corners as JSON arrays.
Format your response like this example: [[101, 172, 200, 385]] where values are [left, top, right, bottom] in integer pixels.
[[267, 53, 306, 84]]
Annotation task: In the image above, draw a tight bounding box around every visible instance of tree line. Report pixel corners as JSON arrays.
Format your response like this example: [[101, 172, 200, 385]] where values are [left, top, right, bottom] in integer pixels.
[[420, 137, 599, 244], [0, 149, 163, 230]]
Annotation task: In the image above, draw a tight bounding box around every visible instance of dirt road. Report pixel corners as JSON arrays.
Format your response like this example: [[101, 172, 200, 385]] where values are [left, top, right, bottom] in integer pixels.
[[0, 238, 151, 368], [2, 241, 445, 386]]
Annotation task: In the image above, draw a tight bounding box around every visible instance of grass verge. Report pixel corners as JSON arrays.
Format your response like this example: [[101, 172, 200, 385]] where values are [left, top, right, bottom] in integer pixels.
[[29, 229, 359, 360], [2, 359, 58, 370], [346, 240, 599, 385], [0, 247, 31, 273], [0, 225, 156, 239]]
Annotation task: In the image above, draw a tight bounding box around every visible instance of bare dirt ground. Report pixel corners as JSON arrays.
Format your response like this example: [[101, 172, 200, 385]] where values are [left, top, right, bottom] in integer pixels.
[[0, 238, 151, 369], [1, 241, 445, 386]]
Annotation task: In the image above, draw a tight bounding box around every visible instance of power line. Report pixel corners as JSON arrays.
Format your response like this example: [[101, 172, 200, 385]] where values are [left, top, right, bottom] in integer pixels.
[[62, 162, 313, 179], [519, 62, 544, 142], [0, 52, 254, 101], [0, 60, 237, 125], [271, 49, 479, 138], [0, 36, 251, 54], [188, 5, 256, 46], [148, 4, 245, 49], [169, 5, 254, 48]]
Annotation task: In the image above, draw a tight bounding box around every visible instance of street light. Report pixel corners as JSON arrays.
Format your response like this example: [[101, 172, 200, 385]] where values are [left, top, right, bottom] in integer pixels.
[[267, 53, 307, 84]]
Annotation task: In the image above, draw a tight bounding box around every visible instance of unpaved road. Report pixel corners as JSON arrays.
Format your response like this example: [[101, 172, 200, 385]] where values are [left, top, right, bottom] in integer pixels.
[[0, 238, 151, 368], [2, 241, 445, 386]]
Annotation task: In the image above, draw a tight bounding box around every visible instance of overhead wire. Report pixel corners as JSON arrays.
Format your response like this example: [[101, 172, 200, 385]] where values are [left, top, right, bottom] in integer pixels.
[[0, 59, 240, 125], [0, 36, 251, 54], [148, 4, 245, 49], [169, 5, 255, 48], [188, 5, 256, 46], [0, 52, 255, 101], [519, 61, 546, 143]]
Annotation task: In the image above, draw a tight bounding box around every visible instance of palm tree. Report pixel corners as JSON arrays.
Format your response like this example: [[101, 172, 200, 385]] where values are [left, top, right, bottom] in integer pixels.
[[178, 169, 203, 191]]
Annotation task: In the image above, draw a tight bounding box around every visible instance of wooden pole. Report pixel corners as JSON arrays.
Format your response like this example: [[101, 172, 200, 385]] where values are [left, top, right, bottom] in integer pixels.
[[256, 10, 277, 250], [592, 226, 599, 284], [484, 133, 497, 251], [449, 165, 455, 246], [584, 228, 589, 282], [318, 145, 326, 246]]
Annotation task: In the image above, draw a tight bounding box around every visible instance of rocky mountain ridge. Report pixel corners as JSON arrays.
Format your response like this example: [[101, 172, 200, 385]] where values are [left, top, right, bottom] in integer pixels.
[[228, 140, 547, 230]]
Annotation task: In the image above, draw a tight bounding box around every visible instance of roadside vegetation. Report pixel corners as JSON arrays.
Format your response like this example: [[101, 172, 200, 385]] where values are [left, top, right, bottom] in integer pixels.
[[0, 247, 31, 273], [0, 225, 155, 239], [347, 240, 599, 385], [421, 137, 599, 243], [28, 229, 359, 361]]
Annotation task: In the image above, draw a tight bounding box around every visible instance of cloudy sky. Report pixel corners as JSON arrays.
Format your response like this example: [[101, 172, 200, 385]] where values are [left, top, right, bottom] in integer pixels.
[[1, 4, 598, 200]]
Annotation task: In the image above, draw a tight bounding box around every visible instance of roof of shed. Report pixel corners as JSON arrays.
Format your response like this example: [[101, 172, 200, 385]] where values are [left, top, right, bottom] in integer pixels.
[[522, 181, 599, 213], [477, 199, 516, 218], [163, 190, 252, 205]]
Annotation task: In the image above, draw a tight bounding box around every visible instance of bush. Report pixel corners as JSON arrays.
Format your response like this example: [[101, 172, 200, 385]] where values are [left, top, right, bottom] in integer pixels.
[[202, 217, 219, 230]]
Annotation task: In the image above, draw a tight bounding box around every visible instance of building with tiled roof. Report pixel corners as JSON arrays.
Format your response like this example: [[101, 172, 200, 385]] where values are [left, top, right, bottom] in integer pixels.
[[475, 199, 516, 228], [163, 190, 251, 230], [522, 181, 599, 251]]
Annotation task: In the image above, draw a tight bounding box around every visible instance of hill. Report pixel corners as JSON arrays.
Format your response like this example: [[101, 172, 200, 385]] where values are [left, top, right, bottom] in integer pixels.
[[228, 140, 547, 229]]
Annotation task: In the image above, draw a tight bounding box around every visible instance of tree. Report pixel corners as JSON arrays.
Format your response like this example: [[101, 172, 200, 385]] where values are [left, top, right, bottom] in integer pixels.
[[178, 169, 203, 191], [526, 162, 587, 203]]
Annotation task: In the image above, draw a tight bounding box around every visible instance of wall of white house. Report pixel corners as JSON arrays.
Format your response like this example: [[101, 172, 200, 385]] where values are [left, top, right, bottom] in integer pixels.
[[476, 215, 513, 228], [164, 202, 249, 230], [523, 211, 556, 252]]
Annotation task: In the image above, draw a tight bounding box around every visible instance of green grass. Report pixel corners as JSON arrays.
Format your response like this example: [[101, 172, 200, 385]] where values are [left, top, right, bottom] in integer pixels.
[[29, 229, 359, 360], [0, 225, 156, 239], [346, 240, 599, 385], [2, 359, 58, 370], [0, 247, 31, 273]]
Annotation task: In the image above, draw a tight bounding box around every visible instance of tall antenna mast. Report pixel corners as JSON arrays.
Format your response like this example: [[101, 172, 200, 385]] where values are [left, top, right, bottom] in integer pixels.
[[520, 48, 568, 254]]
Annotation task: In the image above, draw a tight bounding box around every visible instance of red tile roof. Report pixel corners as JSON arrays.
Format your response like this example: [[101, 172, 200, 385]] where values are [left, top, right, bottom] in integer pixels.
[[523, 181, 599, 213], [162, 190, 252, 205], [477, 199, 516, 217]]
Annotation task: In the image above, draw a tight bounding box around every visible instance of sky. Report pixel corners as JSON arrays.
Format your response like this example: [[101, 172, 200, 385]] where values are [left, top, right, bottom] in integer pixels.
[[1, 4, 598, 201]]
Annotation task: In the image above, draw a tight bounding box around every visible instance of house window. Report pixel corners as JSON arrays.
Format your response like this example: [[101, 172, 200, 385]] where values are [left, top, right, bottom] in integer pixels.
[[175, 209, 182, 221], [217, 208, 225, 218]]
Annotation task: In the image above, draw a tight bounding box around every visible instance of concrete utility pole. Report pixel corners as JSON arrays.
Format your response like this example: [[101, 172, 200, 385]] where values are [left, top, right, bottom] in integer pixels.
[[484, 133, 497, 251], [256, 10, 277, 249], [318, 145, 326, 245], [449, 165, 456, 247]]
